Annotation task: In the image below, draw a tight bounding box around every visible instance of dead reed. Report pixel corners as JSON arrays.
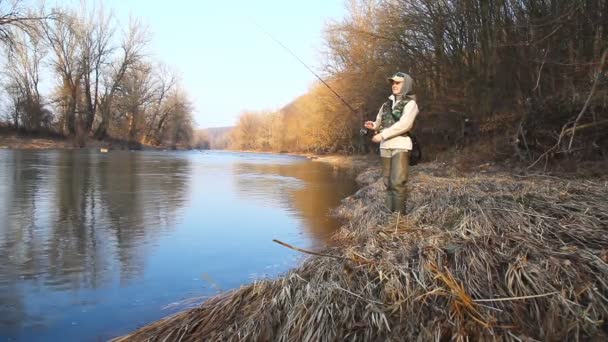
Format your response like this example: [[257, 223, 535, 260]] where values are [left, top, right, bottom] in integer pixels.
[[114, 163, 608, 341]]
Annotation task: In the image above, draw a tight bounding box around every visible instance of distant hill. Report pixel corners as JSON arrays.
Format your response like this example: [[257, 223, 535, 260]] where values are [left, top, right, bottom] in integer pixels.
[[202, 126, 233, 136], [196, 126, 233, 149]]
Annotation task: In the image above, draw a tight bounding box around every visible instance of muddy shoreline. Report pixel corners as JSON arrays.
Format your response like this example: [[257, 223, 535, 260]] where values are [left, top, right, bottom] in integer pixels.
[[0, 133, 185, 151]]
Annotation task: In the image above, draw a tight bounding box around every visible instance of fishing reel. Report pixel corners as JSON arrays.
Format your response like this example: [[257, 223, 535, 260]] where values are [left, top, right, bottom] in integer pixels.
[[359, 127, 369, 136]]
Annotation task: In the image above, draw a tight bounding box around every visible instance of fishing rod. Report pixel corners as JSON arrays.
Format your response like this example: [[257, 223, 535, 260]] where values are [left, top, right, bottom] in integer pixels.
[[251, 20, 367, 134]]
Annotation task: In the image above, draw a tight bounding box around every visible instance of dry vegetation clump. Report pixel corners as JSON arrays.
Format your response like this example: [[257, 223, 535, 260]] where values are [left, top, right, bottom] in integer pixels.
[[114, 163, 608, 341]]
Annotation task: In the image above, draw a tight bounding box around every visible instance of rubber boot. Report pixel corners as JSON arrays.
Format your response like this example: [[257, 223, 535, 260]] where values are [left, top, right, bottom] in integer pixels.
[[381, 157, 393, 211], [390, 152, 410, 214], [393, 194, 407, 214]]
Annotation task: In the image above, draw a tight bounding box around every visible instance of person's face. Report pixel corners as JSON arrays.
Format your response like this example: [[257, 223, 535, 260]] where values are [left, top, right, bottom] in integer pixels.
[[391, 80, 403, 95]]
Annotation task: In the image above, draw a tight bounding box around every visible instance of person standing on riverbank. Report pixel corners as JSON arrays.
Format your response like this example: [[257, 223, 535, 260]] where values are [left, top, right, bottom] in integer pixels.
[[364, 72, 419, 214]]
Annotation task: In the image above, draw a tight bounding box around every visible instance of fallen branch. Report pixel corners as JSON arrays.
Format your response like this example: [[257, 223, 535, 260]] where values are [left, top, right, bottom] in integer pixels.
[[567, 48, 608, 151], [562, 119, 608, 136], [527, 122, 569, 169], [272, 239, 348, 261], [528, 48, 608, 169], [474, 292, 559, 303]]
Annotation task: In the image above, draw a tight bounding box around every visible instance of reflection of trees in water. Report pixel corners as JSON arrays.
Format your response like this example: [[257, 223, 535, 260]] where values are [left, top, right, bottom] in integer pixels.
[[0, 152, 52, 278], [48, 151, 105, 289], [0, 151, 191, 331], [232, 161, 356, 245], [95, 152, 191, 284], [97, 152, 146, 284], [0, 151, 52, 331]]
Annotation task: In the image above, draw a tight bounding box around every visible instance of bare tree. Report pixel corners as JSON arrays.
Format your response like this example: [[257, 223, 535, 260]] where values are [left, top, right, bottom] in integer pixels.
[[0, 0, 53, 49], [312, 0, 608, 161], [1, 2, 196, 149], [111, 61, 158, 148], [42, 9, 81, 137], [141, 64, 177, 145], [166, 90, 194, 149], [94, 18, 149, 139], [77, 3, 115, 133], [230, 111, 262, 151], [2, 28, 49, 132]]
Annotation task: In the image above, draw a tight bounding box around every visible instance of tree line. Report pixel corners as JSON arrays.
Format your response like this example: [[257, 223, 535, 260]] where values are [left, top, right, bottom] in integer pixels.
[[228, 0, 607, 164], [0, 0, 194, 149]]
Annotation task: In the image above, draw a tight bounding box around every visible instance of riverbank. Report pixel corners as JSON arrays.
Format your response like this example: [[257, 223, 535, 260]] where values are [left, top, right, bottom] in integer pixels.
[[112, 160, 608, 341], [0, 133, 81, 149], [0, 133, 166, 151]]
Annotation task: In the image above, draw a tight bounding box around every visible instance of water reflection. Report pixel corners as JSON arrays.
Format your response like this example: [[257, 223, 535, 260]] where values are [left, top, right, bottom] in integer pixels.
[[233, 159, 356, 245], [0, 150, 191, 334], [0, 151, 53, 333], [0, 150, 357, 341]]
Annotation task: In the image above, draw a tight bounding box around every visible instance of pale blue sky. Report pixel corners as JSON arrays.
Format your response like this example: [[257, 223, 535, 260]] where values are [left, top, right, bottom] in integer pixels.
[[99, 0, 347, 128]]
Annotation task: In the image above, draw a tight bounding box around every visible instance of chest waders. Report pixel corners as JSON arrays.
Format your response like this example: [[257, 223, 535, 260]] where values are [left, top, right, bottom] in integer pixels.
[[379, 99, 411, 214]]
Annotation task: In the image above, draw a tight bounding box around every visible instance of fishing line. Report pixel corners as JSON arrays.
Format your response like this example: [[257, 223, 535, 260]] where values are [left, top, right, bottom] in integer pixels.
[[250, 19, 359, 116]]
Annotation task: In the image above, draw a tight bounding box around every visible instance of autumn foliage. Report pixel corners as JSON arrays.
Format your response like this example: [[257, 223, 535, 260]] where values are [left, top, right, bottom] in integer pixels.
[[229, 0, 608, 165]]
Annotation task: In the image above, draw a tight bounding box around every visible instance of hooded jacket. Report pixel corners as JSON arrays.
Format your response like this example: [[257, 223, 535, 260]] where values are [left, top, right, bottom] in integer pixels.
[[371, 73, 419, 150]]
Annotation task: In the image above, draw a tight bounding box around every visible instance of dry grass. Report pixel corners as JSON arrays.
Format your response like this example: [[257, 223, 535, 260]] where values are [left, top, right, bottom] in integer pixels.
[[113, 163, 608, 341], [0, 134, 74, 149]]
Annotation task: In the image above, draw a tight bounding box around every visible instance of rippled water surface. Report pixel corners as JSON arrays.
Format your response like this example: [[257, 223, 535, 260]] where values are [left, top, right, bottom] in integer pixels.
[[0, 150, 357, 341]]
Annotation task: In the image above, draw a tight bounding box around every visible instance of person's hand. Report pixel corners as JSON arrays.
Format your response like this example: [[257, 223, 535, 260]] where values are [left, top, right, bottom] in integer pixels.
[[372, 134, 383, 143], [364, 121, 375, 130]]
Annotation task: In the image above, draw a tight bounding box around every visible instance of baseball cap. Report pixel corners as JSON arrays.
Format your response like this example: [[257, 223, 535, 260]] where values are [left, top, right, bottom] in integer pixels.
[[387, 72, 407, 83]]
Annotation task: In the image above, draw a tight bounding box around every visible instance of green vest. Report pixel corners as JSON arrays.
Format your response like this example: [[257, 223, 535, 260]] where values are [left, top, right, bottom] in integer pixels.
[[380, 98, 411, 132]]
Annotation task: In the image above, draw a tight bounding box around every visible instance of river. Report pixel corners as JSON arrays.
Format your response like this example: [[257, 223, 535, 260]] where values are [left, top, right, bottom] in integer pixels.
[[0, 150, 357, 341]]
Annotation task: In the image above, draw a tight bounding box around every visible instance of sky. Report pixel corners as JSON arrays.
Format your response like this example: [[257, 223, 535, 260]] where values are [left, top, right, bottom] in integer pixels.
[[95, 0, 347, 129]]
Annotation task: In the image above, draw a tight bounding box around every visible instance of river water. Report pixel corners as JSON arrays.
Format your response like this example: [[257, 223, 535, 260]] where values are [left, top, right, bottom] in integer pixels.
[[0, 150, 357, 341]]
